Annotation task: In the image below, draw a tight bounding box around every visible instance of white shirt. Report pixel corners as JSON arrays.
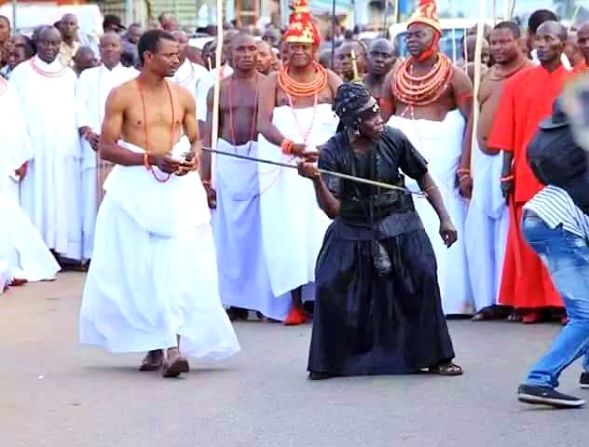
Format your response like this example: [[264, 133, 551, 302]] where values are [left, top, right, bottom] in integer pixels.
[[171, 58, 208, 103], [196, 64, 234, 122], [76, 63, 139, 170]]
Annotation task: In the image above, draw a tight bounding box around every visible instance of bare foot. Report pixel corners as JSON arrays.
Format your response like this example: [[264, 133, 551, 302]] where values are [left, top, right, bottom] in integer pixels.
[[162, 348, 190, 378], [139, 349, 164, 371]]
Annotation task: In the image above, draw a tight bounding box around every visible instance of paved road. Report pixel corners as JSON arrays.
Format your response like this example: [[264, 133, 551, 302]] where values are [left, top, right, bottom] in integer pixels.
[[0, 273, 586, 447]]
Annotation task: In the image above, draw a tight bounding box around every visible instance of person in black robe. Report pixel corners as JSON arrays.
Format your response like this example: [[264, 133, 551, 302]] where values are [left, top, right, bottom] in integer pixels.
[[297, 82, 463, 380]]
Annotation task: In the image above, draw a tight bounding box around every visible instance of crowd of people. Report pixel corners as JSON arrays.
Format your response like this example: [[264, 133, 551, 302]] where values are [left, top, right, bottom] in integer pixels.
[[1, 0, 589, 406]]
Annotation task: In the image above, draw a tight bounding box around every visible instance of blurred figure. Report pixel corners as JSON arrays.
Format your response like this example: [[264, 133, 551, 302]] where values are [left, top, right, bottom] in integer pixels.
[[58, 13, 81, 68], [102, 14, 126, 34], [256, 40, 276, 75], [461, 34, 490, 83], [318, 49, 333, 69], [73, 46, 98, 76], [0, 15, 11, 67], [262, 27, 281, 48], [158, 13, 179, 32], [76, 32, 138, 261], [170, 30, 208, 100], [335, 41, 367, 82], [565, 33, 586, 73], [122, 23, 142, 68], [527, 9, 571, 70], [0, 40, 34, 80]]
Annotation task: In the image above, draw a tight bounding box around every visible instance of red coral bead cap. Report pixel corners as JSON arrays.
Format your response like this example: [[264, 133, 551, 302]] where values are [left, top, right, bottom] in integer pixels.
[[283, 0, 322, 46], [407, 0, 442, 34]]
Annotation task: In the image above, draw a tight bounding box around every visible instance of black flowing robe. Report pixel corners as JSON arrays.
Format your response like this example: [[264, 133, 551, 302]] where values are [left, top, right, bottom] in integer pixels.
[[308, 127, 455, 376]]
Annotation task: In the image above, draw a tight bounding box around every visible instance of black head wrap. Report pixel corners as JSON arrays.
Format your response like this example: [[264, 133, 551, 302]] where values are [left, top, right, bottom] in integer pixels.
[[333, 82, 378, 128]]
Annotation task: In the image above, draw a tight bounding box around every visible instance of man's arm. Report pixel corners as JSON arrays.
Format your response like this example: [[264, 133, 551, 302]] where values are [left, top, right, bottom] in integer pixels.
[[181, 87, 200, 173], [326, 69, 343, 98], [99, 87, 144, 165], [452, 69, 474, 199], [201, 86, 215, 182], [76, 71, 99, 150], [257, 73, 284, 146], [380, 71, 396, 122]]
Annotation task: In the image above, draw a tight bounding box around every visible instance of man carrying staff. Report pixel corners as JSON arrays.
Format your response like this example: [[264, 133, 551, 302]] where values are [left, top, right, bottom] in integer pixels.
[[335, 40, 367, 82], [79, 30, 239, 378], [257, 0, 341, 325], [487, 21, 571, 324], [76, 32, 138, 262], [381, 0, 474, 315], [203, 32, 289, 322], [363, 38, 396, 106], [466, 21, 533, 321]]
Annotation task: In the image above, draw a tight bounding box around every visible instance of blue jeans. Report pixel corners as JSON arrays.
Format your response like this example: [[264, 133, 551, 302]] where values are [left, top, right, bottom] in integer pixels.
[[522, 211, 589, 388]]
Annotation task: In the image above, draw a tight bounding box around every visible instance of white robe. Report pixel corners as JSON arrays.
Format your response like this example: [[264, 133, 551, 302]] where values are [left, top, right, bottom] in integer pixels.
[[465, 142, 509, 311], [387, 110, 473, 315], [0, 194, 60, 284], [0, 78, 59, 285], [76, 64, 138, 260], [10, 56, 83, 260], [80, 139, 240, 359], [0, 78, 32, 204], [171, 58, 209, 102], [196, 65, 233, 122], [213, 139, 290, 321], [257, 104, 339, 298]]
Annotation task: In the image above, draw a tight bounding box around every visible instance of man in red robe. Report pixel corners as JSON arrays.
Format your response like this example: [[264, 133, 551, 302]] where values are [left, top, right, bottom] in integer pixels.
[[488, 21, 572, 323]]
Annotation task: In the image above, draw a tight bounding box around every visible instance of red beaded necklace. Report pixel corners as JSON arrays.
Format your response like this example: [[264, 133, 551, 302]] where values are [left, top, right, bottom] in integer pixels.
[[137, 78, 176, 183]]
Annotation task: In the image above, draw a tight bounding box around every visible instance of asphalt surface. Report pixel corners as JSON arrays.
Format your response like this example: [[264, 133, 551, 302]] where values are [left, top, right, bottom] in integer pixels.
[[1, 273, 587, 447]]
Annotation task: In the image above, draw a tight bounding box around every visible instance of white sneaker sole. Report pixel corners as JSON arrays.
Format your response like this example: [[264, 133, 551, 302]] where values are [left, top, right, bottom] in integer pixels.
[[580, 384, 589, 389], [518, 393, 585, 408]]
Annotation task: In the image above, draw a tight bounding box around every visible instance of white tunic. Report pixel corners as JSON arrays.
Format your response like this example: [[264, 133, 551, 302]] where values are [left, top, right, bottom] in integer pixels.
[[10, 56, 83, 260], [0, 77, 32, 204], [0, 77, 59, 284], [257, 104, 339, 298], [213, 139, 290, 321], [465, 142, 508, 311], [388, 110, 474, 315], [76, 63, 138, 259], [196, 65, 233, 122], [171, 58, 208, 102], [80, 139, 240, 358]]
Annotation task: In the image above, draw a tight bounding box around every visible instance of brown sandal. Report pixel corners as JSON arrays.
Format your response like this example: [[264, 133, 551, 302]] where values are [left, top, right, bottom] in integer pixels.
[[162, 357, 190, 378], [139, 350, 164, 372], [429, 362, 463, 376]]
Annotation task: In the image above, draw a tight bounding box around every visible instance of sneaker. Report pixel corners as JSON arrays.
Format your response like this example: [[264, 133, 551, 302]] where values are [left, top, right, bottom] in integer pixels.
[[517, 384, 585, 408], [580, 372, 589, 389]]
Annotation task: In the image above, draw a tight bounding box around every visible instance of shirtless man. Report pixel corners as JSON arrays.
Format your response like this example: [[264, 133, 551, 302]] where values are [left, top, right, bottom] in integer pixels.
[[363, 38, 396, 105], [203, 33, 287, 322], [460, 34, 490, 83], [257, 0, 341, 325], [79, 29, 239, 377], [467, 21, 533, 321], [382, 0, 474, 315], [335, 40, 367, 81]]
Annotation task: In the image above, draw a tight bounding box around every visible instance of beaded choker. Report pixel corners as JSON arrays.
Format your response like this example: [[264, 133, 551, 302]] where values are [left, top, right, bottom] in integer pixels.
[[392, 54, 453, 107], [278, 61, 328, 98]]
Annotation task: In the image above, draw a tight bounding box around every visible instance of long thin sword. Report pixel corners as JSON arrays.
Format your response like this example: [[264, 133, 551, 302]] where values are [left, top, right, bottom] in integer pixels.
[[201, 147, 426, 197]]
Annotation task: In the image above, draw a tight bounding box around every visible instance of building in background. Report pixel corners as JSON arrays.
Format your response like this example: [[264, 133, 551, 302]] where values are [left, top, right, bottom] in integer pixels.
[[0, 0, 587, 34]]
